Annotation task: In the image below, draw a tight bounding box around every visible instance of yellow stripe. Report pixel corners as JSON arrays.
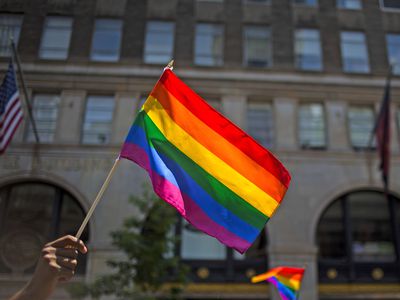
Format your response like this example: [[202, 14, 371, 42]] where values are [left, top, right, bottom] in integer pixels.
[[251, 269, 280, 283], [275, 275, 301, 290], [144, 96, 279, 217]]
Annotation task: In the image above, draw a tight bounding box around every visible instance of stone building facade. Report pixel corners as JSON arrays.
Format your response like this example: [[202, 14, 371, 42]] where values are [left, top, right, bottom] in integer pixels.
[[1, 0, 400, 299]]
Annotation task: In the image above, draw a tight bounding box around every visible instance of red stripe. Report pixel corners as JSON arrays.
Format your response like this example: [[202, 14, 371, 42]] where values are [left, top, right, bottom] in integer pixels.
[[0, 106, 22, 140], [0, 95, 20, 127], [0, 113, 23, 154], [159, 70, 291, 188]]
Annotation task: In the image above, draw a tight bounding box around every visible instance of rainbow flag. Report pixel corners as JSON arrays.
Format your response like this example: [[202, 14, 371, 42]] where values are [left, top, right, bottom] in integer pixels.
[[251, 267, 305, 300], [120, 69, 291, 253]]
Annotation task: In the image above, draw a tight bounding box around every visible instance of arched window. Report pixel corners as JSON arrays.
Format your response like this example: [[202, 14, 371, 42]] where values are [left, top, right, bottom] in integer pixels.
[[0, 181, 89, 275], [177, 219, 268, 282], [317, 190, 400, 282]]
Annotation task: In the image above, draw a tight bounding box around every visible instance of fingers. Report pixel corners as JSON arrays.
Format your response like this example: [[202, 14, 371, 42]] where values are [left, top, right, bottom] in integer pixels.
[[55, 248, 79, 259], [56, 257, 78, 271], [48, 235, 88, 254], [57, 266, 76, 282]]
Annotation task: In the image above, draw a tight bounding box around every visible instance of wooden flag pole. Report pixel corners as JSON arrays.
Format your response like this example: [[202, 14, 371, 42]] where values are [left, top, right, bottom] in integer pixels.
[[75, 156, 121, 240], [76, 61, 173, 240]]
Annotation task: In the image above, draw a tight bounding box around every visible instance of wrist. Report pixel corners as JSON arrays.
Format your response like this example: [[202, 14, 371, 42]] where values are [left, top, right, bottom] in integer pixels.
[[19, 278, 54, 300]]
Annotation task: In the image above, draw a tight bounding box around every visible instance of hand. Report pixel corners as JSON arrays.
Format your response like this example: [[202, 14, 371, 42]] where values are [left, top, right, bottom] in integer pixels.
[[9, 235, 88, 300]]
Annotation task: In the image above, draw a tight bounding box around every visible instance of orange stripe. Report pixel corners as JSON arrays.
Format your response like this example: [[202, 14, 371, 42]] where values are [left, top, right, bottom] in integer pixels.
[[151, 83, 287, 202]]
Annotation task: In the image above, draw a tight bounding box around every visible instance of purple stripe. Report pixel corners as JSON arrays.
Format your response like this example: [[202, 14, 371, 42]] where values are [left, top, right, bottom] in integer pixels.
[[120, 142, 252, 253]]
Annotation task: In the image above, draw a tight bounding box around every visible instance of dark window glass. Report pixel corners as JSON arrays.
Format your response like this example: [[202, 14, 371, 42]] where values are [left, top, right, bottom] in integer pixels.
[[0, 14, 23, 57], [91, 19, 122, 62], [0, 182, 89, 275], [317, 190, 400, 283], [381, 0, 400, 9], [318, 200, 346, 259]]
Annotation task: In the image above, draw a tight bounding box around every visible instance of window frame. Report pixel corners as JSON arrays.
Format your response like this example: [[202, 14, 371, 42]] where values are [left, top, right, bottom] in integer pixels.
[[81, 95, 115, 145], [0, 181, 89, 275], [337, 0, 362, 10], [143, 20, 175, 65], [194, 23, 224, 67], [298, 102, 327, 150], [246, 101, 274, 148], [379, 0, 400, 12], [0, 14, 23, 57], [340, 31, 370, 74], [176, 217, 268, 282], [25, 93, 60, 144], [347, 104, 376, 151], [90, 18, 122, 62], [243, 0, 271, 4], [386, 33, 400, 75], [292, 0, 318, 6], [294, 28, 323, 71], [243, 25, 272, 68], [39, 16, 73, 60], [317, 190, 400, 283]]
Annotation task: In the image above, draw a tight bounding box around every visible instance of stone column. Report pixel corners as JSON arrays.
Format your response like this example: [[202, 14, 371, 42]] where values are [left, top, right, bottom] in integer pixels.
[[111, 92, 140, 145], [274, 97, 297, 150], [269, 244, 318, 300], [55, 90, 86, 144], [326, 100, 349, 151], [221, 95, 247, 129]]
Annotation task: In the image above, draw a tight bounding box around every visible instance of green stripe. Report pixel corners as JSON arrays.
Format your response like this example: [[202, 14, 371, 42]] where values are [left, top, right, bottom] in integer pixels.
[[139, 112, 269, 229]]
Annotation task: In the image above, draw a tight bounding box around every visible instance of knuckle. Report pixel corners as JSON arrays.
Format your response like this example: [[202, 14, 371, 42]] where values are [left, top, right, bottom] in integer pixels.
[[43, 254, 53, 262], [71, 259, 78, 267], [72, 250, 78, 258], [42, 247, 52, 255], [66, 235, 76, 242]]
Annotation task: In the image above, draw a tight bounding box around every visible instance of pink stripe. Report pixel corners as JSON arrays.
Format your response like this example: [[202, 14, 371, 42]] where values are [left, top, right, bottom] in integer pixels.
[[121, 143, 186, 214], [120, 142, 251, 253]]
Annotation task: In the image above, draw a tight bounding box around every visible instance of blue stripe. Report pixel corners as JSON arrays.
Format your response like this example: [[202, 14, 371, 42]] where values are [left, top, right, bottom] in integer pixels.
[[269, 277, 297, 300], [125, 114, 260, 243]]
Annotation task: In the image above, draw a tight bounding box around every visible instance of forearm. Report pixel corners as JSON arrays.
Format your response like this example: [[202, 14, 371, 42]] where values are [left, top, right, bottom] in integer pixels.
[[9, 279, 56, 300]]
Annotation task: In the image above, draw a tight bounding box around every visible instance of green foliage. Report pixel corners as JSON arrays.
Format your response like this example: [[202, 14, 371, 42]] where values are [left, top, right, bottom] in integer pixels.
[[69, 187, 189, 300]]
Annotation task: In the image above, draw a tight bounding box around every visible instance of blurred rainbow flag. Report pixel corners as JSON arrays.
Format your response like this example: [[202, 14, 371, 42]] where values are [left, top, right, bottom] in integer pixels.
[[251, 266, 305, 300], [120, 68, 291, 254]]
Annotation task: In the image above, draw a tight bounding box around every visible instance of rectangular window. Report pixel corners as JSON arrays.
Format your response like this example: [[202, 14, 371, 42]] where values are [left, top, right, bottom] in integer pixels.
[[380, 0, 400, 11], [195, 23, 224, 66], [247, 102, 273, 148], [293, 0, 317, 5], [39, 16, 73, 60], [82, 96, 115, 145], [337, 0, 362, 9], [244, 0, 271, 4], [244, 26, 272, 68], [144, 21, 175, 64], [348, 106, 375, 149], [386, 34, 400, 75], [181, 220, 226, 260], [341, 31, 370, 73], [295, 29, 322, 71], [298, 103, 326, 149], [27, 94, 60, 143], [0, 14, 23, 57], [90, 19, 122, 62]]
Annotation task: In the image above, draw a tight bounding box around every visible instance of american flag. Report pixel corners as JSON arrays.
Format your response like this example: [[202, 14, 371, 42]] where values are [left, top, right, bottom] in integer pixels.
[[0, 61, 23, 154]]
